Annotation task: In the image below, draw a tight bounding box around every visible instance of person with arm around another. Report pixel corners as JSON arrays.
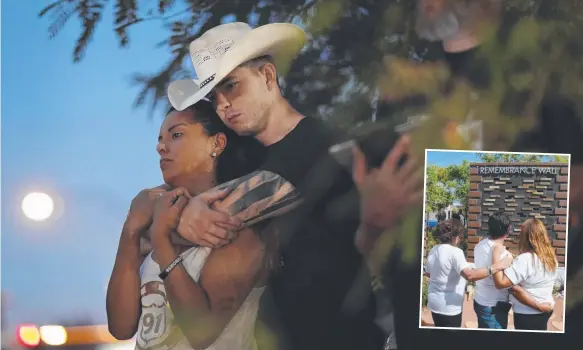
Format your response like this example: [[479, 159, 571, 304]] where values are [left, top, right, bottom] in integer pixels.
[[425, 219, 512, 327], [491, 218, 558, 331], [473, 212, 553, 329]]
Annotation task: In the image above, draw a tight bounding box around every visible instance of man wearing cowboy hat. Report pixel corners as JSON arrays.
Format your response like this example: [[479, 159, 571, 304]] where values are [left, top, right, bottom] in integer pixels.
[[165, 21, 422, 350], [384, 0, 583, 349]]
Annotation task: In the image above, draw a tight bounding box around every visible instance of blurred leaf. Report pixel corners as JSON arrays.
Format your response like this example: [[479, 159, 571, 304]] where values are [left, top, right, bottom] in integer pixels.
[[509, 72, 535, 91], [304, 0, 348, 35], [507, 17, 542, 56]]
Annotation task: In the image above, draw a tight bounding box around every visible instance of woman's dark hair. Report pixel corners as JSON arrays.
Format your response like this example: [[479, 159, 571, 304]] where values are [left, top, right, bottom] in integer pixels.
[[433, 219, 465, 244], [166, 100, 266, 183]]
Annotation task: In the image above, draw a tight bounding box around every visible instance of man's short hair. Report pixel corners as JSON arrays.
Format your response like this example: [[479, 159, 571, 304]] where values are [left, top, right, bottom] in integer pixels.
[[240, 55, 276, 69], [488, 212, 511, 238], [239, 55, 281, 89]]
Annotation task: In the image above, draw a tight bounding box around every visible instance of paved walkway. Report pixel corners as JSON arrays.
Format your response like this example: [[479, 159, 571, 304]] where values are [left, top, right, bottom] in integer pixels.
[[421, 295, 564, 331]]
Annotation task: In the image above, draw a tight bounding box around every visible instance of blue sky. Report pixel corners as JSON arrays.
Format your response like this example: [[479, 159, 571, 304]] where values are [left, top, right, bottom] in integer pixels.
[[426, 150, 563, 167], [426, 150, 481, 167], [425, 151, 480, 208], [0, 1, 191, 327]]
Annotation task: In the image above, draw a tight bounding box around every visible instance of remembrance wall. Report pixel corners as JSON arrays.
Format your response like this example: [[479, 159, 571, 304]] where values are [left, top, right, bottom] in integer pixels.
[[466, 162, 568, 266]]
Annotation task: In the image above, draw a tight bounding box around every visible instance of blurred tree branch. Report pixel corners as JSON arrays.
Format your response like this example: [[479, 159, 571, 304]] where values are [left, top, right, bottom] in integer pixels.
[[37, 0, 583, 312]]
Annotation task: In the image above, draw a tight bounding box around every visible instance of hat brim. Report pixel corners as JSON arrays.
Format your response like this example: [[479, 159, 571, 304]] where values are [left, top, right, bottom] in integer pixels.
[[168, 23, 306, 111], [167, 78, 215, 112]]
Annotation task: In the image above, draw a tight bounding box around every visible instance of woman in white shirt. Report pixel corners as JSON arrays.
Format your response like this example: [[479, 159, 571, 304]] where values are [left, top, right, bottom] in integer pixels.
[[492, 218, 558, 330], [425, 219, 512, 327], [106, 101, 280, 350]]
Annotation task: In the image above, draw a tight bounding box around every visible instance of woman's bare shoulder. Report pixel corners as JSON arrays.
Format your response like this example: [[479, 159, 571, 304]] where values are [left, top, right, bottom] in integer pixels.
[[201, 228, 266, 283]]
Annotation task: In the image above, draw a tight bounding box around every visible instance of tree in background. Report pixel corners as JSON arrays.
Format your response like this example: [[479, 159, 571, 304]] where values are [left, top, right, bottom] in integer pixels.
[[446, 161, 470, 218], [425, 164, 454, 214], [425, 161, 470, 216], [37, 0, 583, 128], [424, 161, 469, 258], [477, 153, 569, 162], [37, 0, 429, 124], [37, 0, 583, 309]]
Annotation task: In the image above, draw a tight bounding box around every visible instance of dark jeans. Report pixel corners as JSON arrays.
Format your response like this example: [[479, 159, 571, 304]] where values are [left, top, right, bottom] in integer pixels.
[[473, 301, 511, 329], [514, 312, 551, 330], [431, 312, 462, 328]]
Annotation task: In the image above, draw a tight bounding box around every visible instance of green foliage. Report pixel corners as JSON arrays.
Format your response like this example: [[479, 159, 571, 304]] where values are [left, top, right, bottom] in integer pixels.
[[422, 277, 429, 307], [425, 161, 470, 216], [425, 165, 454, 212], [477, 153, 569, 163], [37, 0, 583, 127], [422, 229, 434, 307], [551, 155, 570, 163], [458, 231, 469, 258], [446, 160, 470, 217], [425, 229, 439, 254]]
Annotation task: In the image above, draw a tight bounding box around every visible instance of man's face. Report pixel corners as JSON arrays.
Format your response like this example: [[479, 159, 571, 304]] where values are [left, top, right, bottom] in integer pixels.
[[211, 66, 272, 137], [416, 0, 463, 41]]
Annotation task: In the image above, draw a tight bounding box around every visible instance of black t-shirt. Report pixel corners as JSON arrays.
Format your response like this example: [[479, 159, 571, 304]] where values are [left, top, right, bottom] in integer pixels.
[[389, 47, 583, 350], [257, 117, 385, 350]]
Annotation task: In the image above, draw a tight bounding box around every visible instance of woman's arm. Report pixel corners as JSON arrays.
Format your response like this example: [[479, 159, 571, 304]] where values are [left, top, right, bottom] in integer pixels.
[[509, 285, 554, 313], [491, 248, 554, 312], [459, 260, 510, 282], [152, 227, 265, 349], [106, 224, 144, 340], [452, 247, 512, 282]]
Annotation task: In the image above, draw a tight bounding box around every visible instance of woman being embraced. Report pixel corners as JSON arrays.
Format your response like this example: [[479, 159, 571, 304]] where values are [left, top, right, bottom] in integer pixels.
[[106, 100, 273, 350], [491, 218, 558, 330], [425, 219, 512, 327]]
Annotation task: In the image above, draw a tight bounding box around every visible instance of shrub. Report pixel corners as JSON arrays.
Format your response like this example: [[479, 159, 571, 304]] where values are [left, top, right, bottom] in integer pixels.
[[459, 231, 469, 258], [422, 277, 429, 306], [426, 228, 439, 252]]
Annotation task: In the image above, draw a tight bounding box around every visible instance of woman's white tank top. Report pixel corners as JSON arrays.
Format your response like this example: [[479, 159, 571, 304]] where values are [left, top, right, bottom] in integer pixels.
[[135, 246, 265, 350]]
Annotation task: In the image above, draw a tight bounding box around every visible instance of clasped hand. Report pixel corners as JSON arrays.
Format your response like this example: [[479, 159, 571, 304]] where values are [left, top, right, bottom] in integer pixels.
[[151, 187, 191, 238]]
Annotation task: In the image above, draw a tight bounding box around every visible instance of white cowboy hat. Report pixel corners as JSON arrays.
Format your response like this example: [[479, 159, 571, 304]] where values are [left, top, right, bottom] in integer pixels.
[[167, 22, 306, 111]]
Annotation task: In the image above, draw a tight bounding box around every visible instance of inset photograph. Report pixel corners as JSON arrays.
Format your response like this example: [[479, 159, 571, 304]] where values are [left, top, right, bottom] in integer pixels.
[[419, 150, 569, 333]]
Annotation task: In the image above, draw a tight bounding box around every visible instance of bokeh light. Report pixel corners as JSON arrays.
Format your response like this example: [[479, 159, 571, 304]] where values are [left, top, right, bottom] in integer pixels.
[[40, 325, 68, 346], [21, 192, 54, 221], [16, 324, 41, 348]]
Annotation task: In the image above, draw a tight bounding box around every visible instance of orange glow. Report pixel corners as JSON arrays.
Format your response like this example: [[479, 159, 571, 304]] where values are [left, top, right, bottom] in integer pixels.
[[63, 325, 119, 345], [17, 324, 131, 347], [17, 324, 41, 348], [443, 122, 463, 148]]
